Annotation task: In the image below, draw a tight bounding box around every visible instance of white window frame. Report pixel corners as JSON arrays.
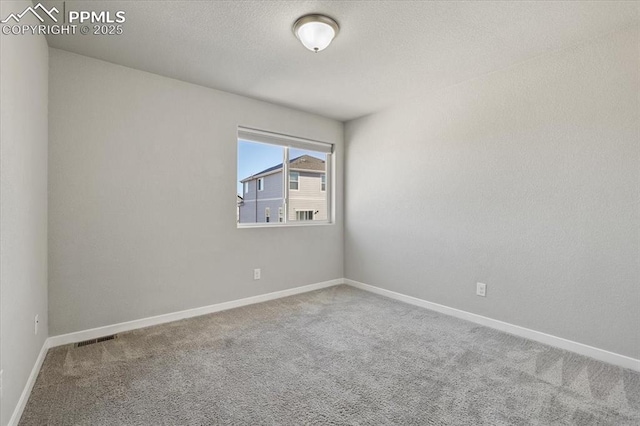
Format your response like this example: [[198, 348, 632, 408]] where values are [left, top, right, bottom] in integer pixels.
[[257, 177, 264, 191], [237, 126, 333, 228], [321, 174, 326, 192], [243, 181, 248, 194], [265, 207, 270, 223]]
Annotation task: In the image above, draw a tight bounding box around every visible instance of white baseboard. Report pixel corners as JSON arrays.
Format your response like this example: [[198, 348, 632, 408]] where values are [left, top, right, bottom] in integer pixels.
[[345, 279, 640, 372], [13, 276, 637, 426], [48, 279, 344, 348], [11, 279, 343, 425], [8, 339, 50, 426]]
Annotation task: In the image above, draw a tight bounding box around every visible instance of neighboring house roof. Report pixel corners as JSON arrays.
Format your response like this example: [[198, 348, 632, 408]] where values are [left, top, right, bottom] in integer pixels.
[[289, 155, 325, 171], [240, 155, 325, 182]]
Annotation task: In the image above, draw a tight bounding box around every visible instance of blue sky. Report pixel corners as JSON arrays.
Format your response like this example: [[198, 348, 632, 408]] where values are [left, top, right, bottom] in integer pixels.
[[237, 141, 324, 195]]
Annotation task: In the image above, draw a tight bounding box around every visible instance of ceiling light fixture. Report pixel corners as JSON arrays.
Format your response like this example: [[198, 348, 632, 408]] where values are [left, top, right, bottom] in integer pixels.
[[293, 14, 340, 53]]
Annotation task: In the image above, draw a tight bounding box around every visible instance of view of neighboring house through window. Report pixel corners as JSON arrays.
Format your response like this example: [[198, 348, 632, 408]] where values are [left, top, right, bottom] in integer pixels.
[[237, 127, 332, 226], [289, 172, 299, 190]]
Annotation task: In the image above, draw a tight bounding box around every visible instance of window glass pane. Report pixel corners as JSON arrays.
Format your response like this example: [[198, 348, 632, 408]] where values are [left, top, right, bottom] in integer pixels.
[[288, 148, 327, 222], [237, 140, 284, 225], [237, 129, 331, 227]]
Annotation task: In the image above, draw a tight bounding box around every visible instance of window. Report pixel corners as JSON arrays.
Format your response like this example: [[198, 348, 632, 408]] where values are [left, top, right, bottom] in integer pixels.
[[296, 210, 314, 221], [289, 172, 299, 190], [237, 127, 332, 226]]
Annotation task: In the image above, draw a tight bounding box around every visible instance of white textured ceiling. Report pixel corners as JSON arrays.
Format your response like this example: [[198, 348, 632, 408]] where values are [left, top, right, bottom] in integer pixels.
[[42, 1, 638, 121]]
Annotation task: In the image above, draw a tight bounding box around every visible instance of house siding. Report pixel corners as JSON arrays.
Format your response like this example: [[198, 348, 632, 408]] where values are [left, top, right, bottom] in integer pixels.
[[240, 165, 327, 223], [48, 48, 344, 338], [239, 172, 283, 223], [240, 199, 284, 223], [289, 171, 327, 221]]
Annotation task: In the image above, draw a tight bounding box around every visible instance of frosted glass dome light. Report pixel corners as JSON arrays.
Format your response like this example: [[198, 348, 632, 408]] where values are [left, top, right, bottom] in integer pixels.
[[293, 14, 340, 53]]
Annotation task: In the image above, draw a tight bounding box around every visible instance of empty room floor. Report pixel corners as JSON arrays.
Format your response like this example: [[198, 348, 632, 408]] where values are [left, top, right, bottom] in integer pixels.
[[20, 286, 640, 425]]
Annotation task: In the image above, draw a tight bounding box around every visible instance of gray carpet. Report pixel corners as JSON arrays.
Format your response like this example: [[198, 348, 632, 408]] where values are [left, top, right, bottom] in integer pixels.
[[20, 285, 640, 425]]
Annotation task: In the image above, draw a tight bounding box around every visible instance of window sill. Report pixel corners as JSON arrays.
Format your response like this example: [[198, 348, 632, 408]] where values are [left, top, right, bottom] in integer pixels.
[[237, 221, 333, 229]]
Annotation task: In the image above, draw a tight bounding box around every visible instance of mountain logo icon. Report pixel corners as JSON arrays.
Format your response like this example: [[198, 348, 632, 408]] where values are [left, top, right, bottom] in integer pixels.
[[1, 3, 59, 24]]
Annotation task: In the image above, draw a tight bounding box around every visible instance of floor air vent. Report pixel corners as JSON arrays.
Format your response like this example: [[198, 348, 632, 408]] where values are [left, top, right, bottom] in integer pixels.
[[75, 334, 118, 348]]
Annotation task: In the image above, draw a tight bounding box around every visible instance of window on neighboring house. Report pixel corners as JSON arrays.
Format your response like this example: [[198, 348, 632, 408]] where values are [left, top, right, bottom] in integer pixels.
[[289, 172, 299, 190], [296, 210, 314, 221], [237, 127, 333, 227]]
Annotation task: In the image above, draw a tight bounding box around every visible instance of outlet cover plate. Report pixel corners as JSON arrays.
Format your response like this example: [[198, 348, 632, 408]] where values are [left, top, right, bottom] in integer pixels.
[[476, 282, 487, 297]]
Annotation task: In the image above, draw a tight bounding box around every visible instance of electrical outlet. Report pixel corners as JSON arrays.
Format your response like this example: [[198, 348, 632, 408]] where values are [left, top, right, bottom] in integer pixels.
[[253, 268, 261, 280], [35, 314, 39, 335], [476, 282, 487, 297]]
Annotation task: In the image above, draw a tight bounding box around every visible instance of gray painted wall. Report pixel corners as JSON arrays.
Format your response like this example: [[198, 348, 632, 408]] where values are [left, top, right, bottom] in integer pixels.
[[0, 1, 49, 424], [344, 26, 639, 359], [48, 48, 344, 336]]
